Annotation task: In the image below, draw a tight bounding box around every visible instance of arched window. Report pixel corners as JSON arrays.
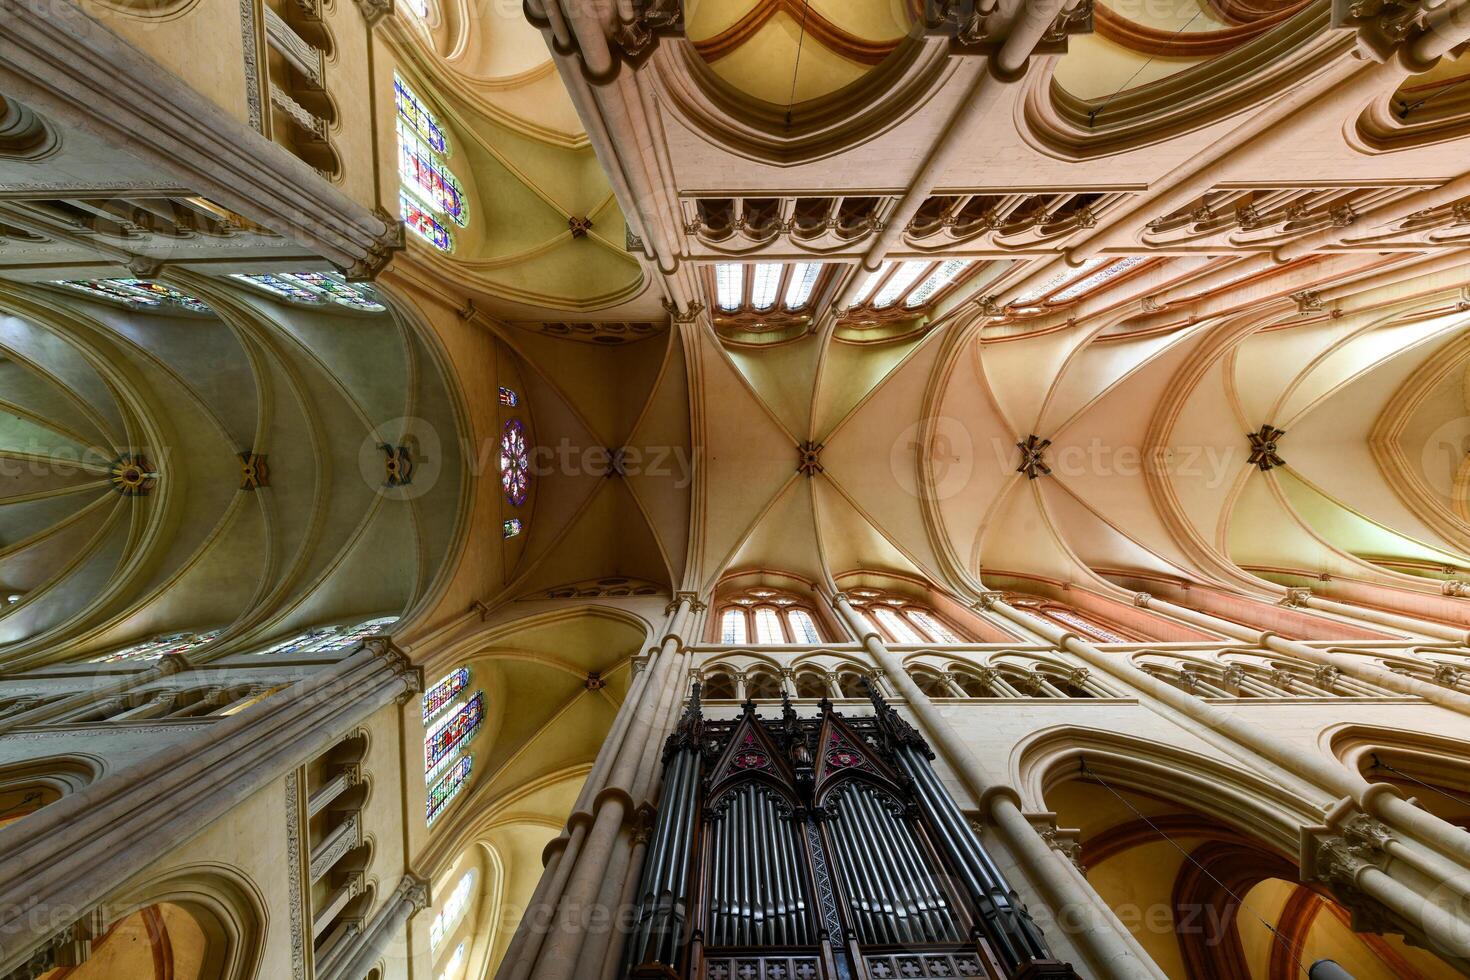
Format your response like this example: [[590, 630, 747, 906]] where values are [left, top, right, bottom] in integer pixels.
[[437, 941, 467, 980], [715, 587, 826, 644], [787, 609, 821, 643], [50, 278, 211, 315], [91, 629, 222, 664], [719, 609, 747, 644], [844, 588, 971, 645], [230, 272, 386, 313], [424, 669, 484, 825], [254, 615, 400, 656], [1005, 597, 1136, 644], [430, 870, 475, 951], [394, 75, 463, 252]]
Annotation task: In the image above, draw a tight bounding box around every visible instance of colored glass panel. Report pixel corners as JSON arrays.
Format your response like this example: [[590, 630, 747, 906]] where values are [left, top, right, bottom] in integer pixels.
[[503, 518, 522, 538], [394, 75, 448, 153], [400, 190, 453, 251], [425, 692, 484, 775], [398, 120, 467, 226], [500, 419, 528, 506], [53, 279, 211, 315], [423, 667, 470, 724], [231, 272, 385, 312], [426, 757, 471, 825], [498, 386, 519, 407], [92, 629, 222, 663]]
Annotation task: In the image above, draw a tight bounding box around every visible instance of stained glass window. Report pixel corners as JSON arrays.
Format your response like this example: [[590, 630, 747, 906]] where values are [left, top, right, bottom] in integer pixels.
[[426, 756, 472, 825], [874, 608, 923, 644], [498, 386, 519, 407], [787, 609, 821, 644], [92, 628, 223, 663], [754, 607, 784, 644], [398, 120, 468, 226], [252, 616, 398, 656], [783, 262, 822, 309], [394, 75, 448, 153], [503, 518, 522, 538], [1046, 609, 1128, 644], [424, 667, 471, 724], [430, 870, 476, 949], [53, 279, 211, 315], [500, 419, 529, 506], [720, 608, 747, 644], [400, 190, 454, 251], [908, 610, 962, 644], [426, 692, 484, 777], [230, 272, 386, 313]]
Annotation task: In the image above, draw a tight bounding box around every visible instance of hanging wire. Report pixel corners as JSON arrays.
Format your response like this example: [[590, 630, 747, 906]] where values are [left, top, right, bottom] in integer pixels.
[[1369, 753, 1470, 810], [1079, 758, 1313, 977], [1088, 8, 1205, 127], [785, 0, 814, 130], [1396, 75, 1470, 119]]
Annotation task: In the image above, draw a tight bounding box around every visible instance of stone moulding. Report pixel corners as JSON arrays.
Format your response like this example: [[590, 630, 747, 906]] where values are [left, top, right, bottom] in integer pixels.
[[0, 0, 393, 276]]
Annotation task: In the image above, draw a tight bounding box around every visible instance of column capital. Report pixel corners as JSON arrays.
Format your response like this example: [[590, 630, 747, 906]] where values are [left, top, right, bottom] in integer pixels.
[[974, 591, 1008, 610], [365, 638, 422, 705], [1131, 592, 1152, 608], [665, 591, 706, 614], [396, 872, 432, 914]]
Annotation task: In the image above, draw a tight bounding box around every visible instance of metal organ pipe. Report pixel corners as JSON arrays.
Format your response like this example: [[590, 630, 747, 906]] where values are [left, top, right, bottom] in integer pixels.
[[894, 745, 1053, 968], [625, 737, 700, 972]]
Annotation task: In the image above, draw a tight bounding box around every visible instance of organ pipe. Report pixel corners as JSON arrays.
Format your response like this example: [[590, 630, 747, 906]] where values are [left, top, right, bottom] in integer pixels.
[[623, 686, 1078, 980]]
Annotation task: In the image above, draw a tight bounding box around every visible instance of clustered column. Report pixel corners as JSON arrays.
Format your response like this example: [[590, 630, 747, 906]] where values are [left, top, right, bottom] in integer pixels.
[[826, 591, 1166, 979], [497, 592, 703, 980]]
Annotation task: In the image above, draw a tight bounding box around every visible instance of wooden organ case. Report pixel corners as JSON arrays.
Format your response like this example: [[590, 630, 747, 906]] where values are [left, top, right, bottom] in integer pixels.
[[623, 684, 1078, 980]]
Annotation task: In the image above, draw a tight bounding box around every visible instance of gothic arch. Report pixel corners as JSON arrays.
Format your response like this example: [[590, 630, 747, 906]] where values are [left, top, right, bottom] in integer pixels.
[[102, 864, 267, 980]]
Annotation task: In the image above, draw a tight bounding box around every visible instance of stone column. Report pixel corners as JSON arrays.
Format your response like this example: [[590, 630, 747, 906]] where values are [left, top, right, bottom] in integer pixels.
[[984, 595, 1470, 946], [827, 592, 1165, 978], [499, 592, 701, 980], [0, 639, 421, 974], [318, 874, 430, 980]]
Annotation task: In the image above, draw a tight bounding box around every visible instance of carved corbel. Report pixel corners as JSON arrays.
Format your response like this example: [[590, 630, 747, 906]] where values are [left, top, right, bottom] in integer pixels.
[[345, 207, 404, 282], [352, 0, 392, 26]]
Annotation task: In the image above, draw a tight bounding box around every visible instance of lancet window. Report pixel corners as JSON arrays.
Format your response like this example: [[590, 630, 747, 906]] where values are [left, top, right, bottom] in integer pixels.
[[844, 588, 971, 644], [716, 587, 828, 645], [395, 75, 463, 251], [424, 670, 484, 826]]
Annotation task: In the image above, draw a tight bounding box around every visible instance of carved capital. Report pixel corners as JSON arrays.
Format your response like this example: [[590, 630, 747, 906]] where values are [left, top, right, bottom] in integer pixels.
[[352, 0, 393, 26], [345, 207, 404, 281], [974, 592, 1007, 610], [1442, 580, 1469, 597], [1278, 587, 1313, 609], [1289, 289, 1324, 314], [666, 591, 707, 614], [366, 638, 421, 703], [397, 872, 432, 913], [1132, 592, 1152, 607]]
